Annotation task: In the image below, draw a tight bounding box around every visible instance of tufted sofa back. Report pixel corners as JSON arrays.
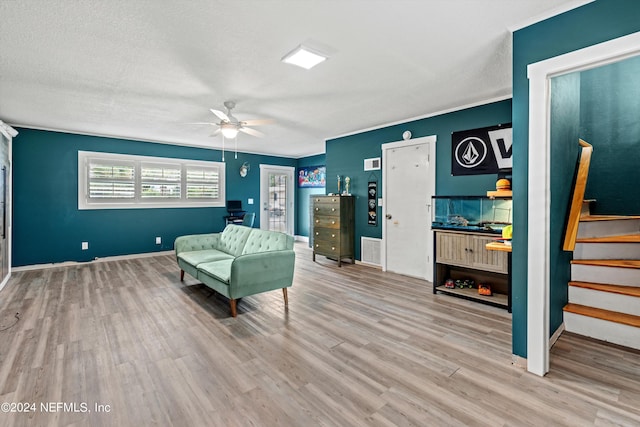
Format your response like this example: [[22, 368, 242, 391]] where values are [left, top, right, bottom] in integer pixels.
[[218, 225, 253, 256], [242, 228, 294, 255]]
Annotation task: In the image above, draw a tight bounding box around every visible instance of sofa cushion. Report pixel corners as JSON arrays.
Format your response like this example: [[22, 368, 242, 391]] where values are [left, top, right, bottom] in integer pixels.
[[218, 225, 253, 257], [175, 233, 220, 254], [178, 249, 234, 267], [198, 259, 234, 285], [241, 229, 294, 255]]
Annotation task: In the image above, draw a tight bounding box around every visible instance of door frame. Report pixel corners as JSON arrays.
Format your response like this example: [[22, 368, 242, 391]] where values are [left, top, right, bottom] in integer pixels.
[[381, 135, 437, 278], [0, 120, 16, 292], [259, 164, 295, 235], [527, 31, 640, 377]]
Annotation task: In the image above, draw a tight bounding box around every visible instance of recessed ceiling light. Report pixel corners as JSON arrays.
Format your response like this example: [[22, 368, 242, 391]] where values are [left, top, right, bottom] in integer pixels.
[[281, 45, 328, 70]]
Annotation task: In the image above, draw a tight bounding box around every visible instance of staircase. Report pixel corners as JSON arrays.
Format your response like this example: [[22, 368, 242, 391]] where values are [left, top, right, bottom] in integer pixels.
[[563, 206, 640, 350], [561, 140, 640, 350]]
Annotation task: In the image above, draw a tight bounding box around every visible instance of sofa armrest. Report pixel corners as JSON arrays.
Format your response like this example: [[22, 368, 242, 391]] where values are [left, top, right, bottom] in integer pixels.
[[228, 250, 296, 299], [174, 233, 221, 257]]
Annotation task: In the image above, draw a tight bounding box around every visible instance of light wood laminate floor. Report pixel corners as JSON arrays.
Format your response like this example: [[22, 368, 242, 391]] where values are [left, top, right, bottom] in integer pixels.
[[0, 243, 638, 426]]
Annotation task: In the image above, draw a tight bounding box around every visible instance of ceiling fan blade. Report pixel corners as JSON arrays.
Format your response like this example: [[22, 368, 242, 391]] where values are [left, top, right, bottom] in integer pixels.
[[239, 127, 264, 138], [187, 122, 216, 125], [210, 108, 229, 122], [241, 118, 275, 126], [208, 128, 221, 137]]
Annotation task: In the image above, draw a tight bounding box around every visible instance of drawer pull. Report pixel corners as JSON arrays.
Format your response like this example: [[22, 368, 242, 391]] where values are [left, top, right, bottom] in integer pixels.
[[331, 220, 336, 225], [315, 232, 319, 236], [315, 207, 319, 211], [331, 247, 335, 251], [316, 244, 319, 248], [332, 198, 337, 202], [331, 234, 335, 238], [316, 220, 319, 223], [331, 208, 336, 212]]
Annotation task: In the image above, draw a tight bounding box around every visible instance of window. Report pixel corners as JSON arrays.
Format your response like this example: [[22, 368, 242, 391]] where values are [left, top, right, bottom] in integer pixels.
[[78, 151, 225, 209], [186, 166, 220, 199]]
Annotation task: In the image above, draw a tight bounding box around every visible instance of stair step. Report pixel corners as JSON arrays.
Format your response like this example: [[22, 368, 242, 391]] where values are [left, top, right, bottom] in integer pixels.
[[564, 303, 640, 328], [571, 259, 640, 269], [574, 239, 640, 260], [564, 304, 640, 350], [577, 216, 640, 239], [571, 260, 640, 286], [575, 233, 640, 243], [569, 281, 640, 298], [568, 282, 640, 317], [580, 215, 640, 222]]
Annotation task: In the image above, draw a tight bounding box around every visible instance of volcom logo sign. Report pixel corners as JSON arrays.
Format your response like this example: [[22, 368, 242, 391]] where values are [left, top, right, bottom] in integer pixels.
[[451, 124, 512, 176], [488, 127, 513, 170], [454, 137, 487, 168]]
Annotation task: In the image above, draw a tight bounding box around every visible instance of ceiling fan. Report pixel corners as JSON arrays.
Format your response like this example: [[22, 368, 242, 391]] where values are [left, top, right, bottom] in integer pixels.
[[191, 101, 274, 139]]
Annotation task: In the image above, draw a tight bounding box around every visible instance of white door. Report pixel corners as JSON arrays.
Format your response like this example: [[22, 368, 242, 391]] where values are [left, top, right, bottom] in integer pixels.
[[382, 135, 436, 280], [259, 165, 295, 235]]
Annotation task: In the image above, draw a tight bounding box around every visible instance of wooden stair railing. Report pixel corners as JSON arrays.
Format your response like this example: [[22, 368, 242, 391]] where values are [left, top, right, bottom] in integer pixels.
[[563, 139, 593, 251]]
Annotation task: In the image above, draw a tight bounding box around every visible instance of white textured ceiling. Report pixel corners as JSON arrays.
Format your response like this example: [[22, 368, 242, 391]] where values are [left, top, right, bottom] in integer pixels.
[[0, 0, 590, 158]]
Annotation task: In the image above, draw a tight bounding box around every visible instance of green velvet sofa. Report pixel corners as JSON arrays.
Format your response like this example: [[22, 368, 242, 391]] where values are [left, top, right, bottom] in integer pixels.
[[174, 224, 295, 317]]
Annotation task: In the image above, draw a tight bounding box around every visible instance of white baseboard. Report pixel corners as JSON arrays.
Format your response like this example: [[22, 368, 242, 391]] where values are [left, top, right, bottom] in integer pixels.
[[12, 250, 175, 272], [549, 322, 565, 349], [355, 260, 382, 270], [0, 272, 10, 293], [295, 235, 309, 243]]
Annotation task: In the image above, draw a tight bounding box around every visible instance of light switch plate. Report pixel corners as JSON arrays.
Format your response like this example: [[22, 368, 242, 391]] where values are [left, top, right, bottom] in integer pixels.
[[248, 198, 254, 204]]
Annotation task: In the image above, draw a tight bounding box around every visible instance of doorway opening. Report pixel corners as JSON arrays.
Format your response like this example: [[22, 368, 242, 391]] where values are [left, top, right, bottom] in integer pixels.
[[527, 31, 640, 376]]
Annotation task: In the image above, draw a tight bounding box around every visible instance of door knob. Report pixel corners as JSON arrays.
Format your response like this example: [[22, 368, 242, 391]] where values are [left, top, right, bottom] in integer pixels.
[[386, 214, 392, 219]]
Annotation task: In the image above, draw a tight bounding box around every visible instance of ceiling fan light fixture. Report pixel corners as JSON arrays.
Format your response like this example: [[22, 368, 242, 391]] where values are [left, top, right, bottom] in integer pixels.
[[220, 123, 239, 139], [282, 45, 328, 70]]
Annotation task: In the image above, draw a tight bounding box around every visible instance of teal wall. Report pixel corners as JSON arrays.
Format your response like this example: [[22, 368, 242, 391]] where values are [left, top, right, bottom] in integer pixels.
[[296, 154, 326, 238], [549, 73, 581, 335], [326, 99, 512, 260], [12, 128, 296, 266], [512, 0, 640, 357], [580, 55, 640, 215]]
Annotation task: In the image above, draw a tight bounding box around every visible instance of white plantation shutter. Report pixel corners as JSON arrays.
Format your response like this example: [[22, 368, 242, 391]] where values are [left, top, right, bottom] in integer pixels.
[[88, 160, 135, 200], [78, 151, 225, 209], [186, 166, 220, 199], [141, 163, 182, 199]]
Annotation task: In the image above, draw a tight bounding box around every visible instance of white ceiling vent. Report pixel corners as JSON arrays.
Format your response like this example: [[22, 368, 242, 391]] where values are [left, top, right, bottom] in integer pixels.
[[364, 157, 381, 171]]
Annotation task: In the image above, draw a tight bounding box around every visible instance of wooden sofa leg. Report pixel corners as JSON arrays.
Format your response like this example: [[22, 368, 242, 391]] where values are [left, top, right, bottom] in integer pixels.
[[180, 270, 185, 281], [230, 299, 237, 317], [282, 288, 288, 306]]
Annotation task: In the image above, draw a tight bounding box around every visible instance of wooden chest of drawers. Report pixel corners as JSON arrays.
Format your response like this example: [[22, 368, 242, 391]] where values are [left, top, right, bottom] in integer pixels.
[[311, 195, 355, 266]]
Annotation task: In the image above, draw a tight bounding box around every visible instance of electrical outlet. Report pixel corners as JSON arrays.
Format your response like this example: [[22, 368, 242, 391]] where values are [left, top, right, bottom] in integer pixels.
[[248, 198, 254, 205], [82, 242, 89, 250], [155, 237, 161, 245]]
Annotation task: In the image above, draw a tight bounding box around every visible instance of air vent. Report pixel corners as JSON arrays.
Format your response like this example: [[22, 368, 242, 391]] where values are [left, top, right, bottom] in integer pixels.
[[361, 237, 382, 266], [364, 157, 381, 171]]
